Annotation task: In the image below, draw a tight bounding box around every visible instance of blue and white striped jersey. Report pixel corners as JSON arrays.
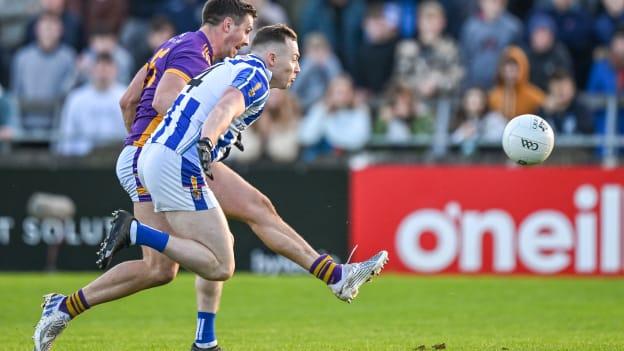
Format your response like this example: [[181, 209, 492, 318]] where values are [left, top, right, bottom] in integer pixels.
[[148, 54, 271, 164]]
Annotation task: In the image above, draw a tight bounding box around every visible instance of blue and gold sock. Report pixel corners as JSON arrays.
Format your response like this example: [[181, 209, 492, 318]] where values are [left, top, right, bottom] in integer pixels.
[[58, 289, 90, 319], [309, 254, 342, 285]]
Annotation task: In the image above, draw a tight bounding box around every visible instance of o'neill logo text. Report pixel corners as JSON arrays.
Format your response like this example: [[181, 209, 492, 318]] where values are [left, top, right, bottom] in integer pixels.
[[395, 184, 622, 274], [521, 138, 539, 150]]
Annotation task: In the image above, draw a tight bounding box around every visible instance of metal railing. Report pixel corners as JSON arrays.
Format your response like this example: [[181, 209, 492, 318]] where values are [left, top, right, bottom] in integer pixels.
[[368, 94, 624, 167], [2, 94, 624, 166]]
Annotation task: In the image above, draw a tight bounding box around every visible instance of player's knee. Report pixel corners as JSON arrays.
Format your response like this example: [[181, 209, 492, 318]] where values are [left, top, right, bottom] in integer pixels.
[[209, 262, 235, 281]]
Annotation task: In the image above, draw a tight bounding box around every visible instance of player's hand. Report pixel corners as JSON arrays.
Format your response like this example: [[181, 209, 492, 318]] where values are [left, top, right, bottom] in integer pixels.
[[233, 133, 244, 152], [196, 137, 215, 180]]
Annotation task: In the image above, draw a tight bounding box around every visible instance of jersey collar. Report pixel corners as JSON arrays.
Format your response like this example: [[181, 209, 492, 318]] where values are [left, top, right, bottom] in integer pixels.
[[248, 53, 272, 81], [197, 30, 214, 65]]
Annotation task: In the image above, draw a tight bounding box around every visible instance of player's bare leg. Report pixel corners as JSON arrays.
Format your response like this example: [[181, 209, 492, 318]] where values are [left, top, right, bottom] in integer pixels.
[[34, 201, 226, 350], [83, 202, 179, 305], [208, 163, 388, 302], [32, 202, 180, 351], [100, 207, 235, 281], [210, 162, 318, 267], [194, 278, 223, 350]]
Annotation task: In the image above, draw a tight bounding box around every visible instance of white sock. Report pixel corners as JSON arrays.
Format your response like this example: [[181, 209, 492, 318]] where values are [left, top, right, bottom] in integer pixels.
[[129, 220, 137, 245]]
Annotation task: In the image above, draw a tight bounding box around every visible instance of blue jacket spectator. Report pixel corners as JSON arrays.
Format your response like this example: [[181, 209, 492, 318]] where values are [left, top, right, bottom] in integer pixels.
[[586, 28, 624, 136], [0, 84, 12, 141]]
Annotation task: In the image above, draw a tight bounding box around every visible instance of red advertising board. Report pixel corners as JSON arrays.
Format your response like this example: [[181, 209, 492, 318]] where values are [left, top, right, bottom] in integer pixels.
[[350, 166, 624, 275]]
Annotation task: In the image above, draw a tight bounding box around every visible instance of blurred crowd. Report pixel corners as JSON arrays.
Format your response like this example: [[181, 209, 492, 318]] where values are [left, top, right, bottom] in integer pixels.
[[0, 0, 622, 162]]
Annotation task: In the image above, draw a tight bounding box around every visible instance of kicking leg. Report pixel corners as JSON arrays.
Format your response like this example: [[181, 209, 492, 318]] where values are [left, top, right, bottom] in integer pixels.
[[208, 163, 388, 302], [209, 162, 319, 269]]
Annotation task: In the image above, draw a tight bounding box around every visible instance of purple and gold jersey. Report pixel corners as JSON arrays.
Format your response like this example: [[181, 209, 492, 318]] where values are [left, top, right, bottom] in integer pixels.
[[124, 30, 213, 147]]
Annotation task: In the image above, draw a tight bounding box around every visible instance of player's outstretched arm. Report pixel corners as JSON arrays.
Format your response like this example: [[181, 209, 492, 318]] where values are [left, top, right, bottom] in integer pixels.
[[200, 87, 246, 142], [152, 71, 188, 116], [119, 66, 148, 132]]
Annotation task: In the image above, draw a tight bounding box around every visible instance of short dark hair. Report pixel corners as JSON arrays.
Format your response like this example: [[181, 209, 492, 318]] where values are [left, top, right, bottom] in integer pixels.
[[202, 0, 257, 26], [150, 15, 175, 33], [251, 24, 297, 47], [95, 52, 115, 65], [549, 69, 573, 83], [90, 25, 115, 39]]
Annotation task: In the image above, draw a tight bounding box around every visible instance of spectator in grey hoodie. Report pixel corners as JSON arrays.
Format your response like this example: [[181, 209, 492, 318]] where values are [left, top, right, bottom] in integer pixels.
[[460, 0, 522, 89], [12, 12, 76, 135]]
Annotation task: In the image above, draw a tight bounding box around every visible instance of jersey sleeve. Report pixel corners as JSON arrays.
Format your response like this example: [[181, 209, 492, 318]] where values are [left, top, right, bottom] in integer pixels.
[[231, 67, 269, 108], [165, 47, 209, 83]]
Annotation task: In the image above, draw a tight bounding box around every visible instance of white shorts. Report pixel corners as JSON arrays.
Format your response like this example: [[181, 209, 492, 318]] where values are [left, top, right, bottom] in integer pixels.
[[115, 145, 152, 203], [137, 143, 219, 212]]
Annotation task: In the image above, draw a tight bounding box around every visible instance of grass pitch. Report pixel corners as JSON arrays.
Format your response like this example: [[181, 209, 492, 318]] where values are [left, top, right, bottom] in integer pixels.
[[1, 273, 623, 350]]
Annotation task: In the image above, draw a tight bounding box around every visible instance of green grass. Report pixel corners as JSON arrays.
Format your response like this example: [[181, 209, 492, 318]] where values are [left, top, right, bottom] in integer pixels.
[[1, 273, 623, 350]]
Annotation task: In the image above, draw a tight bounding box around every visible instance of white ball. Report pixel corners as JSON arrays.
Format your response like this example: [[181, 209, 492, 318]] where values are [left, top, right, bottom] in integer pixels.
[[501, 114, 555, 165]]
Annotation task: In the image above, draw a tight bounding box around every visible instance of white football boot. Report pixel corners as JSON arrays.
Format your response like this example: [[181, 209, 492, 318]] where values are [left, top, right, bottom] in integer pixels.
[[33, 293, 71, 351], [329, 250, 389, 303]]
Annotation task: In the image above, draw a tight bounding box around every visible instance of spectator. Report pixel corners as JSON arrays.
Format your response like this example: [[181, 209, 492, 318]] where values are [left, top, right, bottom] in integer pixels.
[[586, 28, 624, 135], [55, 53, 126, 156], [247, 0, 290, 28], [66, 0, 128, 38], [291, 33, 342, 112], [77, 26, 133, 85], [383, 0, 418, 39], [539, 70, 593, 134], [24, 0, 84, 51], [156, 0, 203, 33], [533, 0, 593, 86], [507, 0, 536, 20], [594, 0, 624, 46], [489, 46, 545, 118], [393, 0, 463, 106], [299, 0, 366, 77], [452, 87, 507, 155], [525, 13, 573, 90], [12, 13, 76, 135], [299, 75, 371, 160], [439, 0, 477, 38], [129, 16, 176, 73], [230, 89, 301, 163], [460, 0, 522, 88], [355, 3, 398, 94], [0, 84, 13, 141], [375, 82, 435, 144]]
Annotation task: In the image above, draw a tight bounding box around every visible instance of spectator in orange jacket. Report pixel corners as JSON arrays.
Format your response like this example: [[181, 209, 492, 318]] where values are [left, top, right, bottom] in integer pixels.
[[489, 46, 545, 119]]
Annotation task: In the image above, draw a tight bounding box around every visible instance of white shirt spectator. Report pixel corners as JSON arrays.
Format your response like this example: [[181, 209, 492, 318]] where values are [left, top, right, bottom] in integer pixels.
[[55, 83, 126, 156], [299, 102, 371, 151]]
